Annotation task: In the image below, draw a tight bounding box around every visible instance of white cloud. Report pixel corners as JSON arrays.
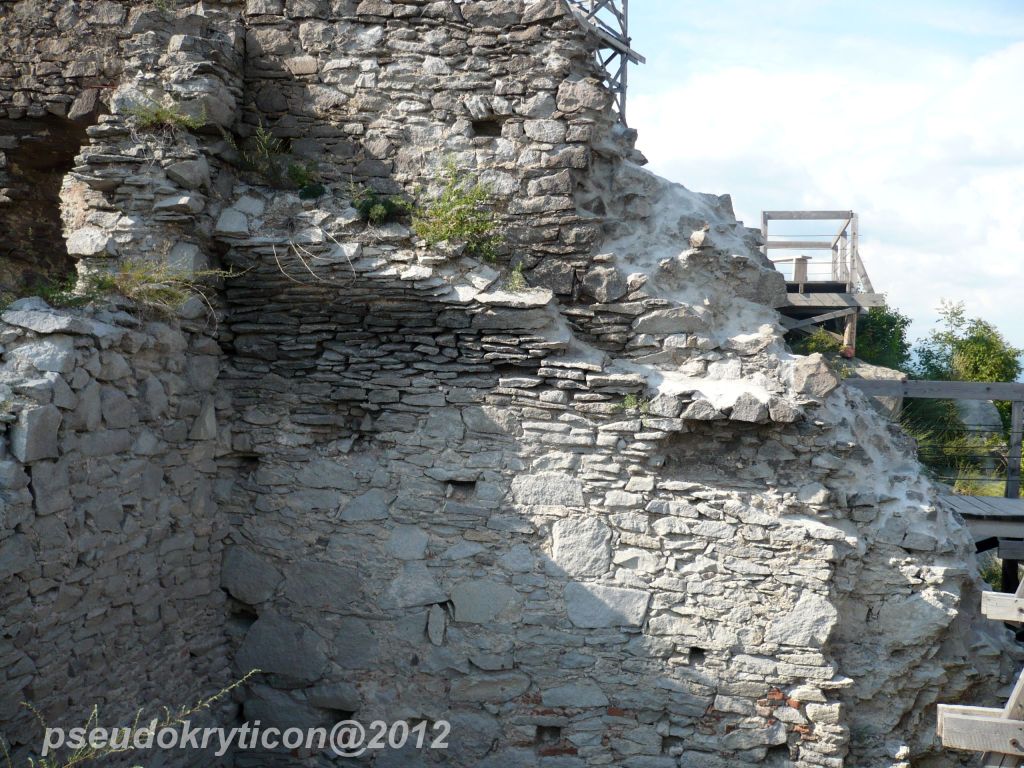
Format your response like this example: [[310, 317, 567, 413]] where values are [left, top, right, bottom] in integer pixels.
[[630, 36, 1024, 348]]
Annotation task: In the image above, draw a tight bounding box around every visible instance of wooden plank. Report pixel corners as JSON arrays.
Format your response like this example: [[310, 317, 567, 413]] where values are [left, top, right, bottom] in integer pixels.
[[1008, 401, 1023, 499], [846, 380, 1024, 402], [766, 241, 837, 250], [763, 210, 854, 220], [567, 6, 645, 62], [938, 712, 1024, 755], [783, 292, 886, 308], [984, 651, 1024, 766], [787, 324, 843, 341], [958, 495, 1004, 515], [830, 218, 852, 249], [964, 518, 1024, 541], [982, 592, 1024, 622], [939, 704, 1006, 736], [948, 495, 995, 515], [999, 539, 1024, 561], [944, 496, 1024, 518], [982, 498, 1024, 516]]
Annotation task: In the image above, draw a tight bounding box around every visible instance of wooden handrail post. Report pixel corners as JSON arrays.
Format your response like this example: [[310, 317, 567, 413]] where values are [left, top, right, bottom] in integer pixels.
[[793, 256, 809, 291], [1002, 401, 1023, 593], [1008, 401, 1023, 500]]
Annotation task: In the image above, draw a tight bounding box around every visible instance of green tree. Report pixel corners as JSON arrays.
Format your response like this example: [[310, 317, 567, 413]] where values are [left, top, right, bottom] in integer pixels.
[[903, 301, 1023, 489], [856, 305, 912, 371], [913, 301, 1022, 385]]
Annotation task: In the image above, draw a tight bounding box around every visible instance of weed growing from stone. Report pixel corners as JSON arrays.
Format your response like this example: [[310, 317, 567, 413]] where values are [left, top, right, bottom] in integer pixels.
[[349, 183, 411, 226], [236, 125, 286, 186], [0, 671, 258, 768], [413, 162, 502, 261], [82, 260, 235, 320], [2, 276, 91, 310], [125, 101, 205, 132], [616, 393, 650, 414], [505, 262, 527, 293], [287, 162, 325, 199]]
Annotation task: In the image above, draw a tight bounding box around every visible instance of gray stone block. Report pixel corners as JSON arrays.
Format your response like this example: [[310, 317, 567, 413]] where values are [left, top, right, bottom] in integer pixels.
[[10, 405, 62, 462], [282, 561, 361, 612], [236, 612, 327, 685], [564, 583, 650, 628], [221, 547, 282, 605], [451, 580, 520, 624]]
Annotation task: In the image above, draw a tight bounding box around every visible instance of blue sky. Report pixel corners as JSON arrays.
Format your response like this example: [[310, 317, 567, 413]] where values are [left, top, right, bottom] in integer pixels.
[[625, 0, 1024, 352]]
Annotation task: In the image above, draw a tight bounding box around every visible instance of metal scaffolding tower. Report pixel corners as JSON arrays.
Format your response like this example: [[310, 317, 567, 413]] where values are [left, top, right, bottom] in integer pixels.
[[565, 0, 645, 124]]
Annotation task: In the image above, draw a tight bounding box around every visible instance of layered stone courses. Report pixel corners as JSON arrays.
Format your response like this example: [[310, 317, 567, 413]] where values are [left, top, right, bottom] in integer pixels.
[[0, 1, 1014, 767]]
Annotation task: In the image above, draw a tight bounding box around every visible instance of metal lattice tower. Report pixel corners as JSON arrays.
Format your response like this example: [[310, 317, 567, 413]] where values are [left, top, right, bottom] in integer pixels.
[[565, 0, 645, 125]]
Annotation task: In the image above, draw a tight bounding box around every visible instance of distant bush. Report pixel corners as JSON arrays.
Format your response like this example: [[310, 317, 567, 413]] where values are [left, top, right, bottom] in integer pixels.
[[792, 327, 842, 358]]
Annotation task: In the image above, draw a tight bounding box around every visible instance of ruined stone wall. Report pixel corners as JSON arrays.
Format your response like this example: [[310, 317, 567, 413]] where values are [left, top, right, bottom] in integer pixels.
[[0, 300, 229, 764], [0, 3, 242, 761], [0, 1, 1015, 767]]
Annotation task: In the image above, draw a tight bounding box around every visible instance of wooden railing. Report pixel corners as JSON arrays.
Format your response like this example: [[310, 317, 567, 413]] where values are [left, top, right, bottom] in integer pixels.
[[762, 210, 874, 292], [846, 378, 1024, 500]]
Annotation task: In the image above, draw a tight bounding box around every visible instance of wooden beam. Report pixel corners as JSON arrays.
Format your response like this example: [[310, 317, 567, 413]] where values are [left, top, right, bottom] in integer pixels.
[[846, 380, 1024, 402], [763, 211, 854, 221], [1008, 401, 1023, 500], [982, 592, 1024, 622], [830, 218, 852, 249], [999, 540, 1024, 561], [785, 308, 856, 330], [939, 704, 1006, 737], [937, 711, 1024, 755], [783, 292, 887, 309], [766, 241, 837, 250]]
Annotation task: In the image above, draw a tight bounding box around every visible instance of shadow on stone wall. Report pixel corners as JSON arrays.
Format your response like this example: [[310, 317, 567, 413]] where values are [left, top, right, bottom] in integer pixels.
[[0, 116, 94, 295]]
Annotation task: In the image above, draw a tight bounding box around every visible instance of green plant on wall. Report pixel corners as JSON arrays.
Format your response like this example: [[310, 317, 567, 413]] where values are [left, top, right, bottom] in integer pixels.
[[287, 162, 325, 199], [125, 100, 205, 132], [349, 183, 411, 226], [504, 262, 527, 293], [412, 162, 502, 261], [615, 393, 650, 414]]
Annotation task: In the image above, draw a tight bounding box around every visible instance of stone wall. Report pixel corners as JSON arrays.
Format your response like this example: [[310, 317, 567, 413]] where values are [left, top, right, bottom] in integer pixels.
[[0, 1, 1016, 767], [0, 299, 229, 765]]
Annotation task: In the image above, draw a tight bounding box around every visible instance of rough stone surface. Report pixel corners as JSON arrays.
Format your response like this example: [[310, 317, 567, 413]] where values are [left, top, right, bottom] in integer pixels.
[[0, 3, 1009, 768]]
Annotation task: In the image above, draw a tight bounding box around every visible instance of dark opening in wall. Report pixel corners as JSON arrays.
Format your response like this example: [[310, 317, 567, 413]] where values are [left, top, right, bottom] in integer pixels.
[[689, 647, 706, 664], [225, 601, 259, 635], [471, 118, 504, 138], [0, 116, 90, 297], [661, 735, 685, 755], [446, 479, 477, 500], [766, 743, 793, 762], [535, 725, 562, 745]]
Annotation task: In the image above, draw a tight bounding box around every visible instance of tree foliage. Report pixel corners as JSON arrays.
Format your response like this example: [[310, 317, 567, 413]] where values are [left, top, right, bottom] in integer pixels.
[[913, 301, 1022, 384], [856, 305, 912, 371]]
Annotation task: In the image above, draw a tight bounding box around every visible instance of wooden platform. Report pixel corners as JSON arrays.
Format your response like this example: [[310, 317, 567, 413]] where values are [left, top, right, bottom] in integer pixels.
[[781, 292, 886, 309], [943, 495, 1024, 540]]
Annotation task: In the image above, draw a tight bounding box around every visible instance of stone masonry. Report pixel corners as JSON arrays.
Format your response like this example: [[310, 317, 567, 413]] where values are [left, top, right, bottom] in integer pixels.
[[0, 1, 1016, 767]]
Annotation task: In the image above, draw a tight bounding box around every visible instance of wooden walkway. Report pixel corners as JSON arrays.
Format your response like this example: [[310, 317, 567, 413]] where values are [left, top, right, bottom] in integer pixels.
[[943, 495, 1024, 541]]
